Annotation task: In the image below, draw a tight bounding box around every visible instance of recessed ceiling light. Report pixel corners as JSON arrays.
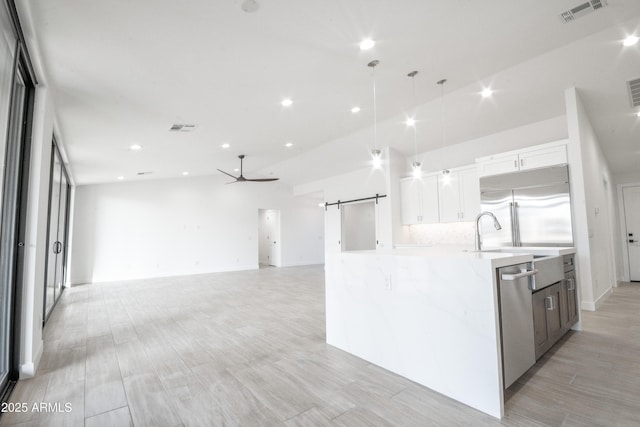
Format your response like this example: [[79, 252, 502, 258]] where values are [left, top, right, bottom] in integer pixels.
[[351, 106, 361, 113], [234, 168, 239, 172], [360, 39, 375, 50], [285, 142, 293, 148], [623, 35, 639, 47], [636, 111, 640, 118], [182, 171, 189, 176], [221, 143, 230, 149], [281, 98, 293, 107], [129, 144, 142, 151], [318, 202, 325, 207], [117, 176, 124, 180], [481, 88, 493, 98], [405, 117, 416, 127]]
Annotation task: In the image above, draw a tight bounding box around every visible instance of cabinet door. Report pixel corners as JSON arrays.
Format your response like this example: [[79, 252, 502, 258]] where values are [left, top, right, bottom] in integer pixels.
[[420, 175, 440, 223], [459, 167, 480, 221], [532, 289, 549, 359], [518, 145, 567, 171], [438, 172, 460, 222], [546, 283, 564, 344], [400, 178, 422, 224], [564, 273, 579, 329], [477, 154, 519, 177]]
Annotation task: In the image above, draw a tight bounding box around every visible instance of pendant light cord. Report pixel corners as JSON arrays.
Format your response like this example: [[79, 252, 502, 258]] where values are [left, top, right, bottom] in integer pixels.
[[368, 60, 380, 155], [437, 79, 447, 171], [411, 72, 418, 164], [372, 65, 378, 151]]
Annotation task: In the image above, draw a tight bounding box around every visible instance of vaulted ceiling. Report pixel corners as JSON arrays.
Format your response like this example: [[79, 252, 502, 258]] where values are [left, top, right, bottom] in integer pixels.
[[16, 0, 640, 185]]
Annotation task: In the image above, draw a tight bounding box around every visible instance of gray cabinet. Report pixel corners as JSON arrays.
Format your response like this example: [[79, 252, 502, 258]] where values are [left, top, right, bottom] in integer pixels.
[[532, 282, 564, 360], [561, 271, 579, 332]]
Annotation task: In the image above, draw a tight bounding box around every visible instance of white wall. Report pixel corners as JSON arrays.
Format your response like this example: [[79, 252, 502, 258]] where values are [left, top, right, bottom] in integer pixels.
[[70, 176, 324, 284], [566, 87, 618, 311]]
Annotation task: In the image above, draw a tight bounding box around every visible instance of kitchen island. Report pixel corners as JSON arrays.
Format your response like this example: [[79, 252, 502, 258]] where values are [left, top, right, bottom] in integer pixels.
[[325, 247, 533, 418]]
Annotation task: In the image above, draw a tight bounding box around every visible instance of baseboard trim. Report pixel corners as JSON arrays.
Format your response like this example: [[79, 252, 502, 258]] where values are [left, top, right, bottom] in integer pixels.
[[19, 339, 43, 379], [594, 287, 613, 310], [581, 287, 613, 312], [581, 301, 595, 312]]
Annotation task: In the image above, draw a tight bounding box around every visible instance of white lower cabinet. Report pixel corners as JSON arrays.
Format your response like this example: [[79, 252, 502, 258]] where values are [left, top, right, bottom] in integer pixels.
[[438, 167, 481, 222], [400, 175, 439, 225]]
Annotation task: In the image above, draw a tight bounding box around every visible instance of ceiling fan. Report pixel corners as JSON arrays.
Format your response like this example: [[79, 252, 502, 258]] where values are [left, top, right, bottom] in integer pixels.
[[217, 155, 279, 183]]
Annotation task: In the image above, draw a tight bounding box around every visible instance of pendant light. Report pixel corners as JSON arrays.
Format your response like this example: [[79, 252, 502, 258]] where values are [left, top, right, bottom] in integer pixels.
[[437, 78, 450, 185], [407, 70, 421, 179], [368, 60, 382, 169]]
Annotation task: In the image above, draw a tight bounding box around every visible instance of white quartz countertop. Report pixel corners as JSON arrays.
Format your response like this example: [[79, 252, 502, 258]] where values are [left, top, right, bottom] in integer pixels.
[[343, 247, 533, 269], [482, 246, 577, 256]]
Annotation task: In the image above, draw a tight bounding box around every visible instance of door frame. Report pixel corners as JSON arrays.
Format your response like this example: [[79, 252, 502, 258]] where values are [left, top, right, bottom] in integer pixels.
[[257, 208, 281, 267], [617, 182, 640, 282], [42, 139, 71, 324]]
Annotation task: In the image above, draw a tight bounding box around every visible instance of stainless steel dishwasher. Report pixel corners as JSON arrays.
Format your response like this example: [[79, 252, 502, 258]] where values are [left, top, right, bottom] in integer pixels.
[[498, 262, 537, 388]]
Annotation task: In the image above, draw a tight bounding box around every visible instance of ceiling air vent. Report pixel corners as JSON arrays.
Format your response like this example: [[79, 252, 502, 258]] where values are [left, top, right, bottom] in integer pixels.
[[628, 78, 640, 108], [169, 123, 197, 132], [560, 0, 607, 23]]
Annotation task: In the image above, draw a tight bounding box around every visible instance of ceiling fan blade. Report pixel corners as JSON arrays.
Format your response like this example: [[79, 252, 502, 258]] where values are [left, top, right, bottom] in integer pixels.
[[224, 180, 238, 185], [217, 169, 238, 179], [217, 156, 279, 183]]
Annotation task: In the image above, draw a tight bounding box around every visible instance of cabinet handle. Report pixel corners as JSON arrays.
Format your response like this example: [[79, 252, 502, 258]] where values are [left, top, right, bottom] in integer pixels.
[[520, 158, 524, 167], [545, 295, 555, 311], [567, 278, 575, 291], [514, 160, 517, 168]]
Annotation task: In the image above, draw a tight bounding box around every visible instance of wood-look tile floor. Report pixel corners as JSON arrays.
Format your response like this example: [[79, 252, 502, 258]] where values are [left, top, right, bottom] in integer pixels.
[[2, 266, 639, 426]]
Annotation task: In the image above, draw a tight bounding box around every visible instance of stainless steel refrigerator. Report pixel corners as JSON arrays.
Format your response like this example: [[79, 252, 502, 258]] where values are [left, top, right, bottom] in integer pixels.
[[479, 165, 573, 247]]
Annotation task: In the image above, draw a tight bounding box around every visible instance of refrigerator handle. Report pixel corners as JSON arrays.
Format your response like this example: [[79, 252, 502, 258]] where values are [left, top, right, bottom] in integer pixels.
[[509, 202, 516, 245], [513, 201, 521, 246]]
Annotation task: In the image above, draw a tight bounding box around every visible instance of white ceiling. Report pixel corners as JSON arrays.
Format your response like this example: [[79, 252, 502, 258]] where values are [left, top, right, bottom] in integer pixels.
[[16, 0, 640, 186]]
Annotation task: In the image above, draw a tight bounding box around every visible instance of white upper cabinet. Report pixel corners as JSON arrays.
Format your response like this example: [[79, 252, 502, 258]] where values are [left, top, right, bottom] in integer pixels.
[[437, 173, 461, 223], [518, 145, 567, 171], [400, 166, 479, 225], [421, 175, 440, 223], [438, 167, 480, 222], [400, 175, 439, 225], [477, 141, 568, 177], [477, 153, 519, 177], [459, 167, 481, 221], [400, 178, 422, 225]]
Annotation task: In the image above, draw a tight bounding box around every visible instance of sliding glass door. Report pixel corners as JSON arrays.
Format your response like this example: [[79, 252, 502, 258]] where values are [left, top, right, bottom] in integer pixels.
[[0, 52, 35, 399], [0, 29, 16, 400], [44, 143, 70, 322]]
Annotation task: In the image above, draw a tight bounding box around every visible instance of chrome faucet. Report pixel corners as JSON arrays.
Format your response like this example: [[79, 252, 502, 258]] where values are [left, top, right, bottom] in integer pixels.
[[475, 211, 502, 251]]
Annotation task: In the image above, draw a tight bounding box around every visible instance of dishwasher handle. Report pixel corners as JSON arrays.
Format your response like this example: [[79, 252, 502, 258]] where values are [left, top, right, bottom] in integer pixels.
[[501, 268, 538, 281]]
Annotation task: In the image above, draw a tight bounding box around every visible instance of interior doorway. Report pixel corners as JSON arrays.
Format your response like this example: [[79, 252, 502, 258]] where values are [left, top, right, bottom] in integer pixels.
[[43, 140, 71, 322], [258, 209, 281, 267], [622, 185, 640, 282], [341, 201, 376, 251]]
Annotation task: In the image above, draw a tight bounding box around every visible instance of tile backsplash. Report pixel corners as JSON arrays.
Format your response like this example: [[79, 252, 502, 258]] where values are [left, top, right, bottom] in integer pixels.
[[408, 222, 475, 246]]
